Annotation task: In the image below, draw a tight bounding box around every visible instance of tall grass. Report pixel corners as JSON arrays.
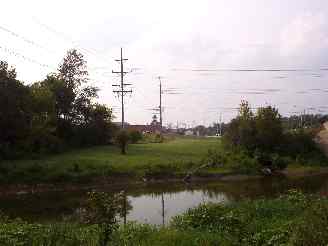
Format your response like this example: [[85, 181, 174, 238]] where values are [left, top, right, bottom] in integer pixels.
[[0, 191, 327, 245]]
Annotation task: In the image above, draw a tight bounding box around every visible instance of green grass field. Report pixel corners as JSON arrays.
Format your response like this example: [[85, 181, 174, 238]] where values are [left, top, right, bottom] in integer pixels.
[[0, 137, 222, 183]]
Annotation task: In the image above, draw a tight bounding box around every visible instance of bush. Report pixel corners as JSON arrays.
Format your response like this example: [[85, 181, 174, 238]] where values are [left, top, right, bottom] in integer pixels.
[[154, 134, 164, 143], [254, 151, 288, 170], [129, 130, 143, 144], [282, 129, 320, 157], [203, 149, 225, 167], [270, 153, 288, 170], [227, 151, 261, 173]]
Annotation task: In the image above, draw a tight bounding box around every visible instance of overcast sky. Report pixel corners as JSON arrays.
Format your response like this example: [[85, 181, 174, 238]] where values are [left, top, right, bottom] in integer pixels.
[[1, 0, 328, 126]]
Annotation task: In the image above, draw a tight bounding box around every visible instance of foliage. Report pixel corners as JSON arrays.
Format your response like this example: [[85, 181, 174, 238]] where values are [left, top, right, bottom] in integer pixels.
[[154, 133, 164, 143], [203, 148, 261, 174], [223, 100, 327, 170], [0, 191, 327, 245], [224, 101, 282, 155], [81, 191, 125, 245], [171, 190, 318, 245], [0, 62, 33, 159], [128, 130, 143, 144], [289, 198, 328, 245], [116, 130, 130, 155], [0, 51, 115, 159], [58, 49, 88, 89], [255, 106, 283, 152], [0, 221, 100, 246]]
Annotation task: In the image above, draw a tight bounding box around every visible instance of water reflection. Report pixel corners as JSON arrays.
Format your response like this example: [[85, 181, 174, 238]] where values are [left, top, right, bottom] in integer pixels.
[[126, 190, 228, 225], [0, 174, 327, 225]]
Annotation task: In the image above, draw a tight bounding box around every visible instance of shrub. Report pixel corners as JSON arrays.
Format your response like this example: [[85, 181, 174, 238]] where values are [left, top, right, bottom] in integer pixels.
[[203, 149, 225, 167], [227, 151, 261, 173], [154, 133, 164, 143], [270, 153, 288, 170], [129, 130, 143, 144], [81, 191, 125, 245]]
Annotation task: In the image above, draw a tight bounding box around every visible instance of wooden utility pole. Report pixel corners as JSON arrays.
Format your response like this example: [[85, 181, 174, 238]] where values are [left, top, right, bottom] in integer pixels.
[[219, 113, 222, 136], [159, 76, 163, 131], [112, 48, 132, 128]]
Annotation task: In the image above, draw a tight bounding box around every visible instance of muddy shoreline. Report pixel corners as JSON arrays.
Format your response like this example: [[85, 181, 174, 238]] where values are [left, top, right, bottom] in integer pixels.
[[1, 167, 328, 197]]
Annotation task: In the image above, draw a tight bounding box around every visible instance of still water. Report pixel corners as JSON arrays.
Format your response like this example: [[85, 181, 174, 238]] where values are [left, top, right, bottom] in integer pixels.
[[0, 174, 327, 225]]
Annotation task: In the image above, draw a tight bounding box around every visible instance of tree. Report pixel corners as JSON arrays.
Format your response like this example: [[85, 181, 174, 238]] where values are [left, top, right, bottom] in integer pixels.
[[0, 61, 16, 79], [28, 82, 59, 153], [75, 104, 114, 146], [116, 130, 130, 154], [194, 125, 207, 136], [73, 86, 99, 124], [0, 50, 117, 158], [255, 106, 283, 152], [0, 61, 32, 158], [223, 101, 256, 152], [58, 49, 88, 90]]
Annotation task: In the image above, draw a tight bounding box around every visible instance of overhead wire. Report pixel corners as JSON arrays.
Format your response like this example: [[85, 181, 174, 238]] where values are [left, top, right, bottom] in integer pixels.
[[0, 44, 56, 69]]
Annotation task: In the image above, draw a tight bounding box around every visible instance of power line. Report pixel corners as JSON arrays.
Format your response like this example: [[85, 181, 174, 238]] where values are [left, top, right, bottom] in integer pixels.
[[0, 44, 55, 69], [171, 68, 328, 72], [32, 17, 113, 65], [0, 25, 55, 53], [112, 48, 132, 129]]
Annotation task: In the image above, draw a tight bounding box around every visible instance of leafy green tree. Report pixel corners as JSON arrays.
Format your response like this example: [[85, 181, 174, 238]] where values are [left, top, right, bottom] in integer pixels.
[[0, 50, 117, 158], [28, 82, 59, 153], [73, 86, 99, 123], [223, 101, 256, 152], [116, 130, 130, 154], [75, 104, 114, 146], [0, 61, 32, 158], [41, 75, 75, 122], [255, 106, 283, 152], [58, 49, 88, 90]]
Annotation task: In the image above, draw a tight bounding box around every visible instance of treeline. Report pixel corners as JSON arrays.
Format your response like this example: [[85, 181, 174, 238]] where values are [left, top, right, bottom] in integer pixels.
[[0, 49, 116, 160], [282, 114, 328, 130], [223, 101, 326, 169]]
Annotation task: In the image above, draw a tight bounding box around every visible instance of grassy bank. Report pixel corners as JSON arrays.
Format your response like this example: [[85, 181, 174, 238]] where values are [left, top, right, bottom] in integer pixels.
[[0, 136, 327, 185], [1, 190, 327, 245], [0, 137, 223, 184]]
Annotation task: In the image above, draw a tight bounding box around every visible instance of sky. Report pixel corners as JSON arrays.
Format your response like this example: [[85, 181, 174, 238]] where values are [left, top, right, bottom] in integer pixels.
[[1, 0, 328, 126]]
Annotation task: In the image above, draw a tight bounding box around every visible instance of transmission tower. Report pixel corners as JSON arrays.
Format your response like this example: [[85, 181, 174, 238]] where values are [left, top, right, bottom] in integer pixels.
[[112, 48, 132, 129]]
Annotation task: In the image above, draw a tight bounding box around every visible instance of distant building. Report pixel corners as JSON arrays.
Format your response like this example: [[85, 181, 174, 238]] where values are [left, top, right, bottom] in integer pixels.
[[125, 115, 162, 134]]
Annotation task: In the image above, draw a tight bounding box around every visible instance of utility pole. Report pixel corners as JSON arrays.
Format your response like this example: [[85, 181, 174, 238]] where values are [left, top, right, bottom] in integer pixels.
[[219, 113, 222, 136], [112, 48, 132, 129], [158, 76, 163, 131]]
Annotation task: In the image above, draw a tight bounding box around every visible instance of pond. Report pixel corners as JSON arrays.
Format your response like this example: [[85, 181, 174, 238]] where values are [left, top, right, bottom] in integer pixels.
[[0, 174, 327, 225]]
